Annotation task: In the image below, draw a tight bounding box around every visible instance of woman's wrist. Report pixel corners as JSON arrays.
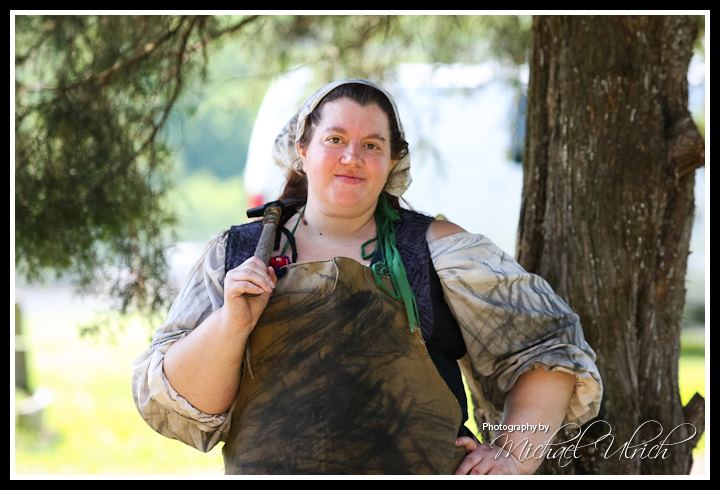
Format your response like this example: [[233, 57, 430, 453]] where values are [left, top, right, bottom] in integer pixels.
[[497, 443, 542, 475], [218, 306, 253, 341]]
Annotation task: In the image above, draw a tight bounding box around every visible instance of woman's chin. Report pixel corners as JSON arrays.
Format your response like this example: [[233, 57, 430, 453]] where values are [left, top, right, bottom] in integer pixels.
[[328, 194, 369, 209]]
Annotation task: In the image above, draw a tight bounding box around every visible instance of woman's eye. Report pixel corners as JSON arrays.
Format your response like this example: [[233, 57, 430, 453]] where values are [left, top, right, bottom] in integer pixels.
[[327, 137, 342, 144], [366, 143, 381, 151]]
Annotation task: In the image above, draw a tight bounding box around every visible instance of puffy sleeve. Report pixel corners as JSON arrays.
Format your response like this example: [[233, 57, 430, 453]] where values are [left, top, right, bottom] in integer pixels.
[[131, 230, 232, 452], [429, 231, 603, 425]]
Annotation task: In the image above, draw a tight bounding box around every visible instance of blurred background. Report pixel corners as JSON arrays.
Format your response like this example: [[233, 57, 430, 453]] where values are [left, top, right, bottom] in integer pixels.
[[13, 14, 706, 475]]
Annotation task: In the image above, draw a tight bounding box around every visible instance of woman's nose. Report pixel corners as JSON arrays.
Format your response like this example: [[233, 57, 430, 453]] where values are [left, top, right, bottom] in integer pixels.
[[341, 143, 362, 164]]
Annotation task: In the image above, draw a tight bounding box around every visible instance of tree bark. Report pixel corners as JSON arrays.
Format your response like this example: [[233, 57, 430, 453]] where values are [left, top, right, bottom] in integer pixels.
[[516, 15, 704, 474]]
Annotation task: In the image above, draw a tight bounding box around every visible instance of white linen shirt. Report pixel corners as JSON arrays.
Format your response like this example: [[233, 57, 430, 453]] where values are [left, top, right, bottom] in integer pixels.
[[132, 229, 602, 452]]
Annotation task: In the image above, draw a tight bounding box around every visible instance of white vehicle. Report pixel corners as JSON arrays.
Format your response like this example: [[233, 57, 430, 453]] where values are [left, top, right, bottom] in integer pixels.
[[244, 64, 527, 254]]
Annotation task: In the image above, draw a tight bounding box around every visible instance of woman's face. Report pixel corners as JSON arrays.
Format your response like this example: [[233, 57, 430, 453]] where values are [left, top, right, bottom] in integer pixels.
[[298, 98, 396, 212]]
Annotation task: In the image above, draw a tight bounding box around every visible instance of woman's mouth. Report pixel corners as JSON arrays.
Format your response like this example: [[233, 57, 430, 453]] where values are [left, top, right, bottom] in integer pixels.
[[335, 175, 364, 184]]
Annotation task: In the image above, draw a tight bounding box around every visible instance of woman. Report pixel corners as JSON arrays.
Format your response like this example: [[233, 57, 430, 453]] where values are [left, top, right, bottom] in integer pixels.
[[132, 79, 603, 475]]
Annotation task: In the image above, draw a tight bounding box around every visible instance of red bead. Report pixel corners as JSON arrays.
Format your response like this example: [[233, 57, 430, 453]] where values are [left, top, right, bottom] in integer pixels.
[[269, 255, 291, 279], [270, 255, 290, 267]]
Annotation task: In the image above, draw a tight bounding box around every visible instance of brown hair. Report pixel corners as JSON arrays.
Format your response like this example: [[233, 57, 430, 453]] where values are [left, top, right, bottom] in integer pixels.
[[278, 83, 412, 211]]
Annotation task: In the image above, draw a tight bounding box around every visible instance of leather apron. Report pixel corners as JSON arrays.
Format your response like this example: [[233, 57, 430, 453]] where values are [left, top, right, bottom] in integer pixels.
[[223, 256, 468, 474]]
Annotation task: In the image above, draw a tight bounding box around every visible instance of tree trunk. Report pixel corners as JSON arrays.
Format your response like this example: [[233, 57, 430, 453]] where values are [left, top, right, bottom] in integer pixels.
[[15, 303, 30, 393], [516, 15, 704, 474]]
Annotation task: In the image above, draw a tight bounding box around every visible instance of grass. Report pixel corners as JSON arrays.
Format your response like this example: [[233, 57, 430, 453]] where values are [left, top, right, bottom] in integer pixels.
[[14, 305, 705, 475], [14, 309, 224, 475], [679, 342, 706, 453], [14, 172, 244, 474]]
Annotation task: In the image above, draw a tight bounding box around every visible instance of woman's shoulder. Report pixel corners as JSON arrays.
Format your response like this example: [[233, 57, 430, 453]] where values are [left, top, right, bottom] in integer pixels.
[[198, 228, 230, 255], [228, 219, 263, 233], [394, 207, 467, 244], [428, 227, 523, 277], [226, 220, 263, 246], [224, 220, 263, 263], [426, 219, 467, 243]]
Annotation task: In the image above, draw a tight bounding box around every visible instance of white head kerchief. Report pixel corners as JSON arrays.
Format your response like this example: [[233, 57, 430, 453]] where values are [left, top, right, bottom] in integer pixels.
[[271, 78, 411, 197]]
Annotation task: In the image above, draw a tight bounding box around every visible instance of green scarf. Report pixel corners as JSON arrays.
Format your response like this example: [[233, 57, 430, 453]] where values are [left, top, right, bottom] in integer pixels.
[[361, 193, 420, 334]]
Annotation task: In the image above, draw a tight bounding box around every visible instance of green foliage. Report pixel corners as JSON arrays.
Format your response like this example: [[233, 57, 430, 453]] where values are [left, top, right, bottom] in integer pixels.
[[166, 106, 253, 178], [15, 15, 259, 316], [170, 171, 247, 242], [694, 15, 705, 55], [257, 15, 530, 81], [694, 109, 705, 140], [681, 327, 705, 358], [14, 14, 531, 321]]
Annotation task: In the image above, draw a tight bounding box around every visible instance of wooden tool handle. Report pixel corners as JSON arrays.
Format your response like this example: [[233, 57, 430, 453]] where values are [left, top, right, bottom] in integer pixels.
[[253, 202, 282, 264]]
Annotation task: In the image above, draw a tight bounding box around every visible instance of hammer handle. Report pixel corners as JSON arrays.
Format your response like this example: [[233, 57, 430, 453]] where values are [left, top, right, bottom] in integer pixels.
[[253, 202, 282, 264]]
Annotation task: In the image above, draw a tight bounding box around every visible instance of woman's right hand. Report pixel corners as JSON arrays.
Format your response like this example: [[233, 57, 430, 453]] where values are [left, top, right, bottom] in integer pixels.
[[221, 256, 278, 336]]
